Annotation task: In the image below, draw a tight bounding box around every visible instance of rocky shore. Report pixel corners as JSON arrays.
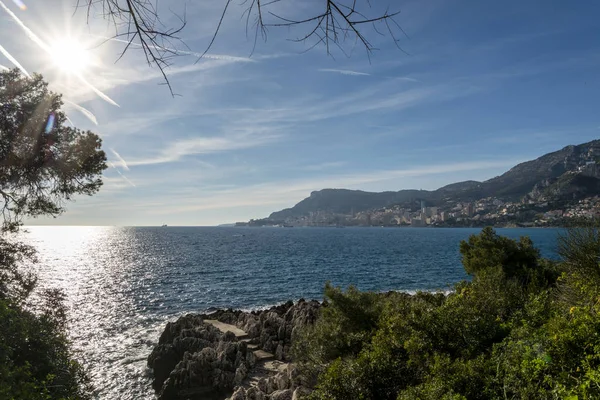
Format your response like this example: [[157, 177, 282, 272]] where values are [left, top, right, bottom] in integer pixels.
[[148, 299, 321, 400]]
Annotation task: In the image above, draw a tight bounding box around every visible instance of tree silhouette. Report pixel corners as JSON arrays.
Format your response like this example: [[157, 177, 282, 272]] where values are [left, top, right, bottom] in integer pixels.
[[0, 69, 106, 232]]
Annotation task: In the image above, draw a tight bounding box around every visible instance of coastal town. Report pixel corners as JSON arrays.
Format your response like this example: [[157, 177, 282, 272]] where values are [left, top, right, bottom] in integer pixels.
[[353, 195, 600, 228], [239, 195, 600, 228], [238, 144, 600, 228]]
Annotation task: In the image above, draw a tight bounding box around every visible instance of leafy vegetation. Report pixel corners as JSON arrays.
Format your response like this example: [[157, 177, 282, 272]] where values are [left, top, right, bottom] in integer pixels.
[[294, 226, 600, 399], [0, 69, 106, 399]]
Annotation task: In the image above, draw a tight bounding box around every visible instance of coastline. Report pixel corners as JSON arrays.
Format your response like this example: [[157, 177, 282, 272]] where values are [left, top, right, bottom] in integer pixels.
[[228, 224, 569, 229]]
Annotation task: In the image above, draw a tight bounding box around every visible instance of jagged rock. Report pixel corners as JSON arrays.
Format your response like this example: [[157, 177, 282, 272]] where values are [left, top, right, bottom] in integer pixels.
[[287, 364, 300, 388], [275, 370, 289, 391], [202, 299, 320, 361], [270, 389, 293, 400], [147, 344, 178, 391], [246, 387, 266, 400], [292, 387, 311, 400], [266, 377, 276, 394], [257, 377, 267, 393], [230, 387, 246, 400], [148, 320, 223, 391], [234, 363, 248, 386], [148, 300, 321, 400], [155, 335, 250, 399], [275, 344, 284, 361], [158, 314, 206, 344]]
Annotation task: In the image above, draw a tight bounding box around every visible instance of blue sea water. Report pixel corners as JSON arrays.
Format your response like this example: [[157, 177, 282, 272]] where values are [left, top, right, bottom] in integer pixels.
[[22, 226, 563, 399]]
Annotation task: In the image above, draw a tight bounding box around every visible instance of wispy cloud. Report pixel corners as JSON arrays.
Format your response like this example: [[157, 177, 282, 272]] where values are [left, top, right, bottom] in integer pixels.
[[0, 43, 29, 76], [76, 73, 119, 107], [206, 81, 457, 127], [302, 161, 347, 171], [119, 174, 136, 188], [396, 77, 419, 82], [107, 162, 136, 187], [60, 58, 250, 103], [155, 159, 524, 214], [110, 148, 129, 171], [0, 1, 47, 50], [127, 133, 280, 166], [99, 37, 257, 64], [319, 68, 370, 76], [63, 99, 98, 125]]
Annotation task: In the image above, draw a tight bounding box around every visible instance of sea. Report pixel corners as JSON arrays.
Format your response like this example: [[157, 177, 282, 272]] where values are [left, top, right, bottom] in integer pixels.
[[21, 226, 563, 399]]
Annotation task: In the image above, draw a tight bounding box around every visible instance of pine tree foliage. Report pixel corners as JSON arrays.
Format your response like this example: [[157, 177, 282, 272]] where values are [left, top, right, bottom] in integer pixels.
[[0, 69, 106, 399]]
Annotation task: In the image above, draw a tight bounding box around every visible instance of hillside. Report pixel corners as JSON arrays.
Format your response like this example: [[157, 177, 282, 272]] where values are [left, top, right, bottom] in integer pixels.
[[264, 139, 600, 222], [541, 173, 600, 200], [269, 189, 429, 220], [479, 141, 600, 198]]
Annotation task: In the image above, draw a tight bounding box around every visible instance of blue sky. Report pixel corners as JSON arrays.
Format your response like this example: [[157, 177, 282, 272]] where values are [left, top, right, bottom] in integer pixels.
[[1, 0, 599, 226]]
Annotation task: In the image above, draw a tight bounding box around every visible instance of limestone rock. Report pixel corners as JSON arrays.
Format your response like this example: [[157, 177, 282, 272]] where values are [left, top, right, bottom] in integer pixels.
[[275, 370, 289, 391], [234, 363, 248, 386], [270, 389, 293, 400], [231, 387, 246, 400], [292, 387, 311, 400], [148, 300, 321, 400], [246, 386, 266, 400], [257, 377, 267, 393]]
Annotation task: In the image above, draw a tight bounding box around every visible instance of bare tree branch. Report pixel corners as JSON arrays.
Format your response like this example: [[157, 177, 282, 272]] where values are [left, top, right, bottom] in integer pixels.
[[81, 1, 406, 94], [76, 0, 187, 96]]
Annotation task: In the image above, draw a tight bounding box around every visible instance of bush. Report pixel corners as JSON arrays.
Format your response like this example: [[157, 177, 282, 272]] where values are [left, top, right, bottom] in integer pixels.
[[295, 227, 600, 400], [0, 294, 92, 400]]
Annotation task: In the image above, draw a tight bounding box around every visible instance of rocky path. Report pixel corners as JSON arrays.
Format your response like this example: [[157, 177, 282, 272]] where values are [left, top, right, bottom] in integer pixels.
[[148, 300, 320, 400], [204, 320, 291, 393], [204, 320, 249, 340]]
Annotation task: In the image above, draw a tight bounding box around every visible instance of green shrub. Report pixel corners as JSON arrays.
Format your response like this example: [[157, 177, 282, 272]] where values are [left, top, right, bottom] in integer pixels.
[[296, 227, 600, 400], [0, 292, 92, 399]]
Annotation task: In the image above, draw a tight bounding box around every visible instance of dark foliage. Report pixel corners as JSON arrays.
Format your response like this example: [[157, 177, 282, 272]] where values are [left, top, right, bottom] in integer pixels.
[[294, 227, 600, 399], [0, 69, 106, 399], [0, 69, 106, 232]]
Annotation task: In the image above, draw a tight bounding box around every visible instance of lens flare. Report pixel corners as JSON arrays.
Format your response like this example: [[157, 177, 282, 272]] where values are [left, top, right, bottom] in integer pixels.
[[45, 113, 55, 134], [11, 0, 26, 10], [0, 0, 120, 107]]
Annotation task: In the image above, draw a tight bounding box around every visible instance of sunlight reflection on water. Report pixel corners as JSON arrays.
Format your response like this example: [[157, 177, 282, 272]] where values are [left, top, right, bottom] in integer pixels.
[[24, 226, 165, 399]]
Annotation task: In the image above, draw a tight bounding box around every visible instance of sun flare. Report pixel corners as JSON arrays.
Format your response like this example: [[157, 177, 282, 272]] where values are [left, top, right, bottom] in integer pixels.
[[50, 38, 90, 74]]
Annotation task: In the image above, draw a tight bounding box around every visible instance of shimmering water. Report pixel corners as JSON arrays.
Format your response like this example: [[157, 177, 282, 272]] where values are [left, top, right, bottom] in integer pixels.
[[22, 226, 562, 399]]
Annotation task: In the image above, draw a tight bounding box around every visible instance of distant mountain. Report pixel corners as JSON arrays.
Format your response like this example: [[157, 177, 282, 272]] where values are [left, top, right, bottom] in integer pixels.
[[478, 141, 600, 199], [269, 189, 428, 220], [267, 139, 600, 221]]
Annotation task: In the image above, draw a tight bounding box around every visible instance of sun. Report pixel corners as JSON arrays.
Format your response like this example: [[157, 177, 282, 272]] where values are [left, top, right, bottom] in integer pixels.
[[50, 38, 91, 74]]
